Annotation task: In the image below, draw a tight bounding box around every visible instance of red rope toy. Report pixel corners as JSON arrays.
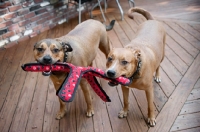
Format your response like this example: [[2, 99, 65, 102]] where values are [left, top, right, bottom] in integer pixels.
[[21, 62, 131, 102]]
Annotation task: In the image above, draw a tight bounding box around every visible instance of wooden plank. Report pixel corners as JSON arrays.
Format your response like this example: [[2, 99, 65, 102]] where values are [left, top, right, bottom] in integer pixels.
[[172, 22, 200, 50], [0, 43, 25, 109], [0, 40, 31, 132], [0, 48, 6, 65], [179, 23, 200, 41], [194, 78, 200, 89], [163, 21, 199, 58], [165, 45, 188, 75], [107, 25, 122, 48], [158, 67, 175, 97], [124, 15, 139, 33], [0, 46, 16, 84], [170, 112, 200, 131], [114, 14, 136, 40], [165, 35, 193, 66], [163, 12, 200, 22], [172, 127, 200, 132], [9, 31, 48, 132], [43, 80, 59, 132], [9, 73, 39, 132], [180, 99, 200, 115], [190, 23, 200, 34], [160, 56, 182, 86], [25, 74, 49, 132], [106, 14, 130, 47], [153, 82, 168, 112], [148, 53, 200, 132], [187, 87, 200, 101]]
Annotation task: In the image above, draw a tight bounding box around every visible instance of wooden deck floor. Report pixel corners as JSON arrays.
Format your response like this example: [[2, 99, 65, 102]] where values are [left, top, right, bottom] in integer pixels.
[[0, 0, 200, 132]]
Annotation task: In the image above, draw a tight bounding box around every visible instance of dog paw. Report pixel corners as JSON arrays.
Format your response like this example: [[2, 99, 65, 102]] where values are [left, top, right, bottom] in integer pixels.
[[148, 118, 156, 127], [154, 76, 161, 83], [86, 109, 94, 117], [118, 110, 128, 118], [55, 109, 67, 120]]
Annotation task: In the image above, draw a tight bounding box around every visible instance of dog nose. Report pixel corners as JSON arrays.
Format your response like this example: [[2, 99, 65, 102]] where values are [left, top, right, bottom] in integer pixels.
[[43, 55, 52, 64], [107, 70, 116, 78]]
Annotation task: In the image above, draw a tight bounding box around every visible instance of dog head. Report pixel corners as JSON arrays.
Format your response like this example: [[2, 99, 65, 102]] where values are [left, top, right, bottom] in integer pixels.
[[106, 47, 141, 79], [33, 39, 73, 65]]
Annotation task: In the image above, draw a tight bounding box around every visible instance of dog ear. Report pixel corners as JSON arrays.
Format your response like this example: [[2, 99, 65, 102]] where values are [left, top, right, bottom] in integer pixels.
[[62, 42, 73, 52], [33, 42, 38, 50], [127, 47, 141, 59], [134, 49, 141, 60]]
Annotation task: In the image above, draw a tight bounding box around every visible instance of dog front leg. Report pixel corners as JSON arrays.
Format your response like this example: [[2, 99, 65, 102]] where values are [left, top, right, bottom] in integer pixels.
[[145, 87, 156, 127], [54, 83, 67, 120], [56, 98, 67, 119], [50, 76, 67, 119], [118, 85, 129, 118], [80, 79, 94, 117]]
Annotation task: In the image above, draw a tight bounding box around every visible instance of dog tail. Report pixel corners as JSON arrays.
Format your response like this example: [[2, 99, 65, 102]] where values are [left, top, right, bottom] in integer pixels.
[[128, 7, 154, 20], [105, 20, 115, 31]]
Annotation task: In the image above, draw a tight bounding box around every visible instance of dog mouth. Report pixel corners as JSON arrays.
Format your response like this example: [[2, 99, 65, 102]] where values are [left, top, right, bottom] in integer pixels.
[[42, 71, 51, 76], [36, 59, 62, 76]]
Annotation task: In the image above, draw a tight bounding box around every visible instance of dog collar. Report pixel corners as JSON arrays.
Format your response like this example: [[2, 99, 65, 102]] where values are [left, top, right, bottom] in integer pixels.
[[129, 58, 142, 81], [63, 52, 68, 62]]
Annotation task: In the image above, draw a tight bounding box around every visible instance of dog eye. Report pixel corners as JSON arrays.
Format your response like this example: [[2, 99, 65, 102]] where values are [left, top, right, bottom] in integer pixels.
[[37, 48, 43, 52], [53, 48, 59, 53], [107, 57, 112, 62], [121, 60, 128, 65]]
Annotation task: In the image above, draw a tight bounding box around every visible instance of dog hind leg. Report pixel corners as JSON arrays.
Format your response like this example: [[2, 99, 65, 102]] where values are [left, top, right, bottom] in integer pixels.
[[154, 66, 161, 83], [145, 87, 156, 127]]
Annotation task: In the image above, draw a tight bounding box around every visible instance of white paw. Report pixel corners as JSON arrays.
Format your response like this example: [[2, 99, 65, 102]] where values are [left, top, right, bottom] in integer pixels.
[[86, 109, 94, 117], [148, 118, 156, 127], [118, 110, 128, 118], [154, 76, 161, 83]]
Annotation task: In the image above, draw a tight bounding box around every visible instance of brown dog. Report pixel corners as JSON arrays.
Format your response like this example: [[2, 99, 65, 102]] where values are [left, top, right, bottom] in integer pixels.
[[33, 19, 115, 119], [105, 7, 166, 127]]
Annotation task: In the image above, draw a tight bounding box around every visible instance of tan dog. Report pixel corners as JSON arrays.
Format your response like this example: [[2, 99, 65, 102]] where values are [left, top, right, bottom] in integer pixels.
[[33, 19, 115, 119], [105, 7, 166, 127]]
